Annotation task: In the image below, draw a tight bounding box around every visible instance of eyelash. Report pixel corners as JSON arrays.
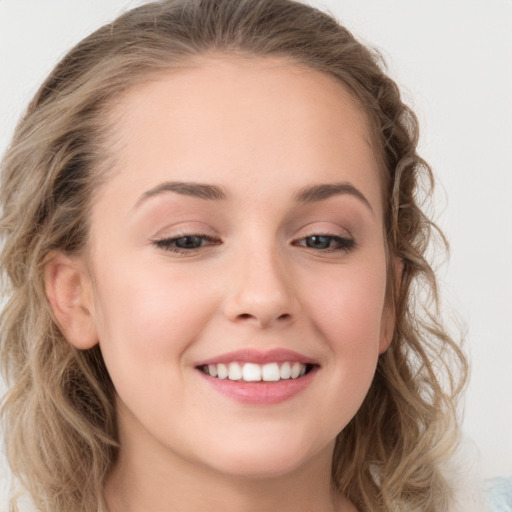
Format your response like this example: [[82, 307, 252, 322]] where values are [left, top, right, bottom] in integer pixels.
[[292, 234, 356, 253], [152, 233, 355, 254], [152, 234, 221, 254]]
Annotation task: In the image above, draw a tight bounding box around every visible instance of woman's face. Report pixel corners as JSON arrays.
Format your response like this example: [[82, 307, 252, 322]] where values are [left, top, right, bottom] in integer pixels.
[[83, 56, 392, 478]]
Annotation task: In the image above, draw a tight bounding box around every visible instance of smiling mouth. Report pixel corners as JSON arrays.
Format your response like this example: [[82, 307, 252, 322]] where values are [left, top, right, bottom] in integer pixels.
[[197, 361, 315, 382]]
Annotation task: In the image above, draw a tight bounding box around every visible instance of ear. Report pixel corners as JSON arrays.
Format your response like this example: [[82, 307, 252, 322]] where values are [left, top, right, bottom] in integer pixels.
[[379, 256, 403, 354], [44, 251, 98, 350]]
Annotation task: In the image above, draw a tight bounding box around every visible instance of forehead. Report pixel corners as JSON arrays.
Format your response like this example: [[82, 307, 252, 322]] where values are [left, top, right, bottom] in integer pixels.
[[99, 55, 383, 214]]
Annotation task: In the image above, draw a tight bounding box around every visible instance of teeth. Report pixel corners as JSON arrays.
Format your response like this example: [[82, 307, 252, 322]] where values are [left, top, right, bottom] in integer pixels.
[[228, 362, 242, 381], [202, 361, 309, 381], [291, 362, 302, 379], [217, 363, 228, 379], [261, 363, 280, 381], [242, 363, 261, 382], [280, 362, 291, 379]]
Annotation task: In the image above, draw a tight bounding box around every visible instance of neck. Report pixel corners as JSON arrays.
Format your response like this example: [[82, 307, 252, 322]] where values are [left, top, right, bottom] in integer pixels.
[[104, 412, 346, 512]]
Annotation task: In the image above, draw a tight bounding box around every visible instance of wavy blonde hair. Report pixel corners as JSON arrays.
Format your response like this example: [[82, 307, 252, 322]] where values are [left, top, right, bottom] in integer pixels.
[[0, 1, 467, 511]]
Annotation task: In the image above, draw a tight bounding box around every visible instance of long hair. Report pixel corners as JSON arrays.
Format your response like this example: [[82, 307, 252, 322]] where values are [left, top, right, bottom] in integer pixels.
[[0, 1, 467, 510]]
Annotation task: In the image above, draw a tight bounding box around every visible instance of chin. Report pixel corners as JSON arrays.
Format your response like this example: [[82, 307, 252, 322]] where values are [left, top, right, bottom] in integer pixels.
[[197, 433, 331, 480], [211, 455, 308, 480]]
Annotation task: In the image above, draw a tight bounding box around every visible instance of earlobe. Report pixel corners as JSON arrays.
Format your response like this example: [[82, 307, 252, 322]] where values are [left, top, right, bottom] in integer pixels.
[[44, 251, 98, 350]]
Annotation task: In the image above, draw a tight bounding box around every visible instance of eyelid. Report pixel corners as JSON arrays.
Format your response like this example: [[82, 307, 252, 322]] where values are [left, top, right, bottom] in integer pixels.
[[292, 233, 356, 251], [293, 221, 354, 240], [152, 233, 222, 254], [290, 221, 356, 253]]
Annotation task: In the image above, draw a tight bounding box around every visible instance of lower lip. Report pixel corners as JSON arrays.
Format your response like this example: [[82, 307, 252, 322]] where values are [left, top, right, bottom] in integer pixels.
[[197, 368, 317, 405]]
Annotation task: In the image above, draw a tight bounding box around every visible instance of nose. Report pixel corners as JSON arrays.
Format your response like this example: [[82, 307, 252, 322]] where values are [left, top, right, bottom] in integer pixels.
[[223, 245, 299, 329]]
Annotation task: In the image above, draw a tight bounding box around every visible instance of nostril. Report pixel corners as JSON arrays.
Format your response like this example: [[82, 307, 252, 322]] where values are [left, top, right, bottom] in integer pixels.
[[236, 312, 292, 324]]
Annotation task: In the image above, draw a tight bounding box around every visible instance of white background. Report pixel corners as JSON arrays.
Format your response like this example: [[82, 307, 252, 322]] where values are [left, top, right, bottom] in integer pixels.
[[0, 0, 511, 504]]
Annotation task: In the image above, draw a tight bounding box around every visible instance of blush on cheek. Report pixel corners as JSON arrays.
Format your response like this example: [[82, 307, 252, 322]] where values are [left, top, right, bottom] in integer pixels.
[[304, 278, 387, 385], [97, 268, 218, 363]]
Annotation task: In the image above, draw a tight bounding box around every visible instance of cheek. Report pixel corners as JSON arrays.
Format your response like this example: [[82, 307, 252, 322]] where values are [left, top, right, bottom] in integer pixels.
[[293, 258, 388, 434], [91, 256, 217, 366], [310, 265, 386, 338], [89, 259, 222, 420], [302, 258, 387, 362]]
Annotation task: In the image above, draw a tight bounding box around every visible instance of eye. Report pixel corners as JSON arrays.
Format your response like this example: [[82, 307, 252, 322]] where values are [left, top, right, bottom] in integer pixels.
[[294, 234, 355, 252], [152, 234, 221, 254]]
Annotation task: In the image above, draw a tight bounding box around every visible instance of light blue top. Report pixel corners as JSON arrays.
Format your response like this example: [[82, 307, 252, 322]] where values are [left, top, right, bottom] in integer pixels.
[[485, 476, 512, 512]]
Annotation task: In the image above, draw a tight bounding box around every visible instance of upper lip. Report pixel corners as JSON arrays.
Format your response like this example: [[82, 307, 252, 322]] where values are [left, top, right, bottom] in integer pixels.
[[195, 348, 319, 367]]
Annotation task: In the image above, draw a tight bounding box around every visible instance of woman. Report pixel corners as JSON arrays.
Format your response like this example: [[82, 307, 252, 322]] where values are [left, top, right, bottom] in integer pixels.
[[0, 1, 467, 510]]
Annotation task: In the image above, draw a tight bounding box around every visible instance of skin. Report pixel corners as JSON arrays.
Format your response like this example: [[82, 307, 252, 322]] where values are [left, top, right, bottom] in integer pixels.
[[46, 56, 394, 512]]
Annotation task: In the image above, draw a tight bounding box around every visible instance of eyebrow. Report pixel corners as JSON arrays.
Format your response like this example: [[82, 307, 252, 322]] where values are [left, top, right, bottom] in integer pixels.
[[135, 180, 373, 214], [135, 181, 228, 207], [293, 182, 374, 214]]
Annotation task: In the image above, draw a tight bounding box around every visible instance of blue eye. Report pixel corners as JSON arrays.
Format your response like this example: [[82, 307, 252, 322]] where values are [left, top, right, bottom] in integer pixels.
[[173, 235, 207, 249], [305, 235, 333, 249], [295, 235, 355, 252], [153, 234, 220, 253]]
